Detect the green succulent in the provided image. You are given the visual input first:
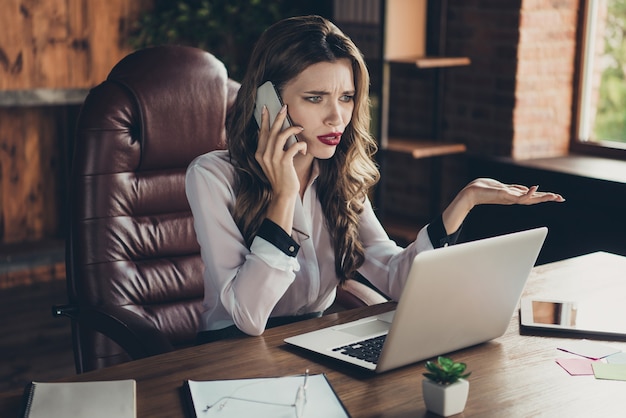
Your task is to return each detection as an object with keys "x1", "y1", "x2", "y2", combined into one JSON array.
[{"x1": 423, "y1": 356, "x2": 471, "y2": 385}]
